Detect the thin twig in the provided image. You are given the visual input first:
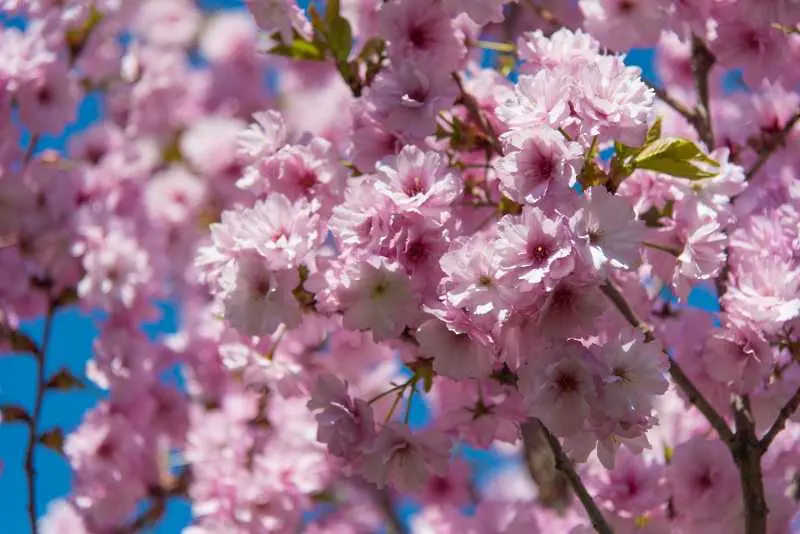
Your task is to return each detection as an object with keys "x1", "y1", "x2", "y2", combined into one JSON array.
[
  {"x1": 599, "y1": 280, "x2": 655, "y2": 343},
  {"x1": 746, "y1": 111, "x2": 800, "y2": 180},
  {"x1": 759, "y1": 386, "x2": 800, "y2": 453},
  {"x1": 537, "y1": 420, "x2": 613, "y2": 534},
  {"x1": 25, "y1": 303, "x2": 55, "y2": 534},
  {"x1": 451, "y1": 72, "x2": 503, "y2": 155},
  {"x1": 668, "y1": 357, "x2": 735, "y2": 446}
]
